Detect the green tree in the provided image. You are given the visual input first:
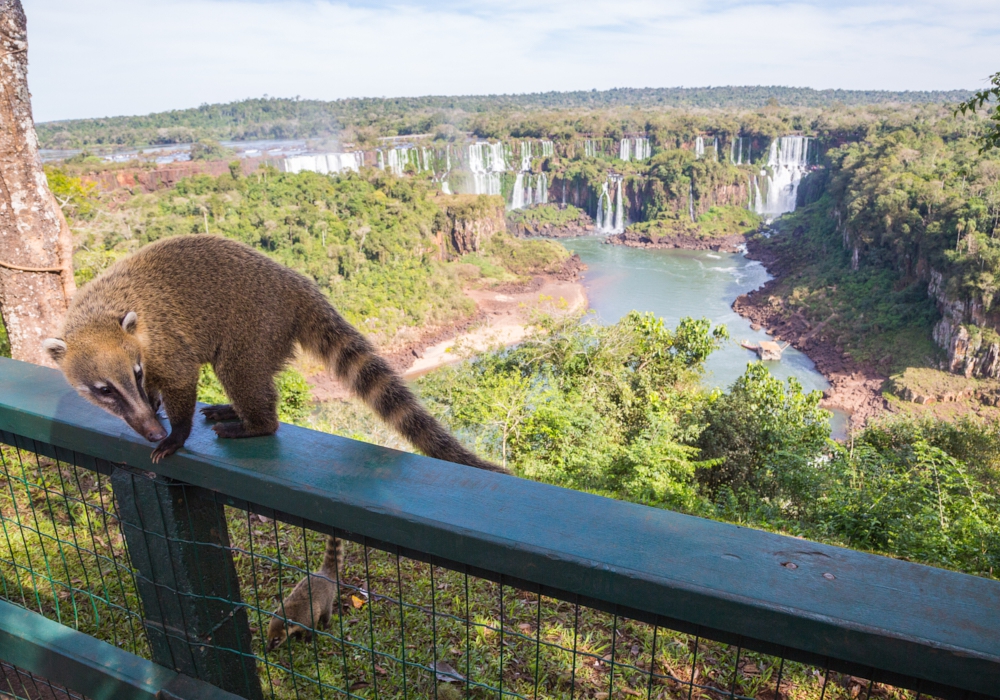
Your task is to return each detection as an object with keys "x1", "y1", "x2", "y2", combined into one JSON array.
[
  {"x1": 696, "y1": 362, "x2": 831, "y2": 521},
  {"x1": 955, "y1": 71, "x2": 1000, "y2": 152}
]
